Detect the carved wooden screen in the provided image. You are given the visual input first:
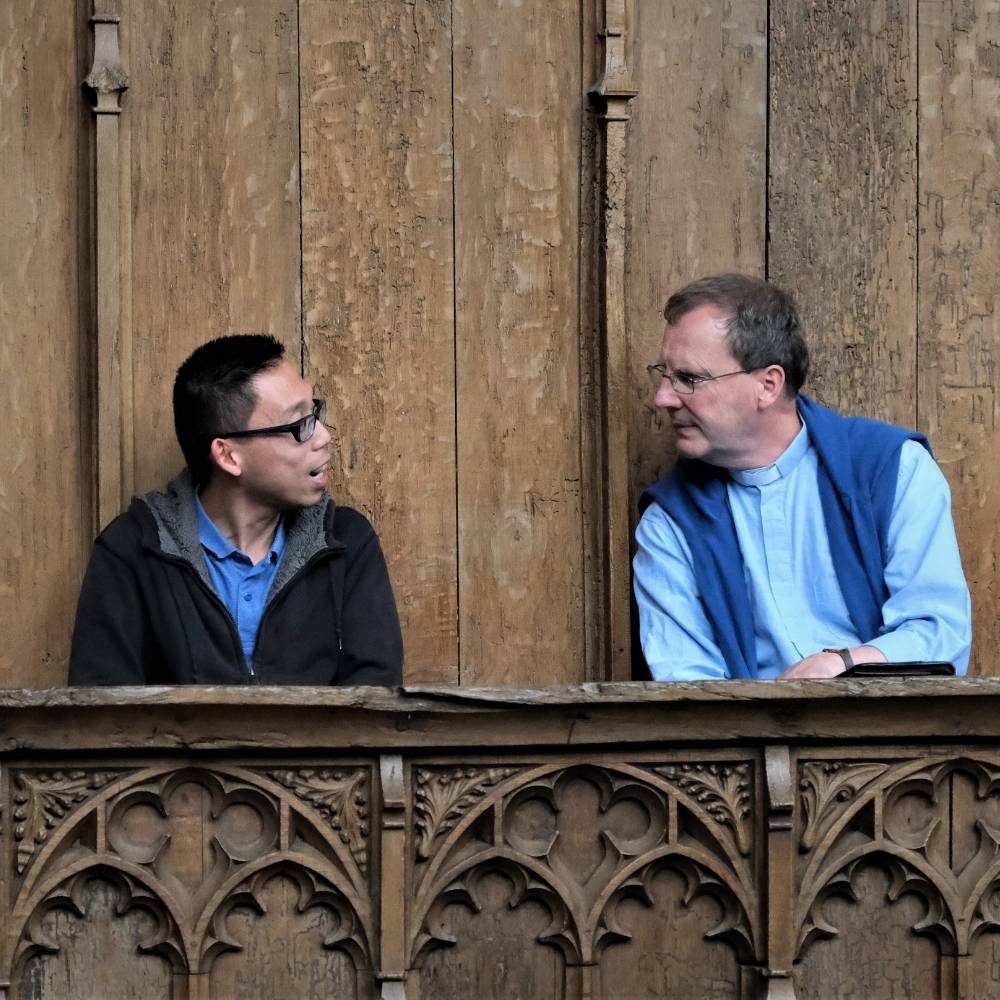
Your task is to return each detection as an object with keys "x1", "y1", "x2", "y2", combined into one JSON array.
[{"x1": 4, "y1": 684, "x2": 1000, "y2": 999}]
